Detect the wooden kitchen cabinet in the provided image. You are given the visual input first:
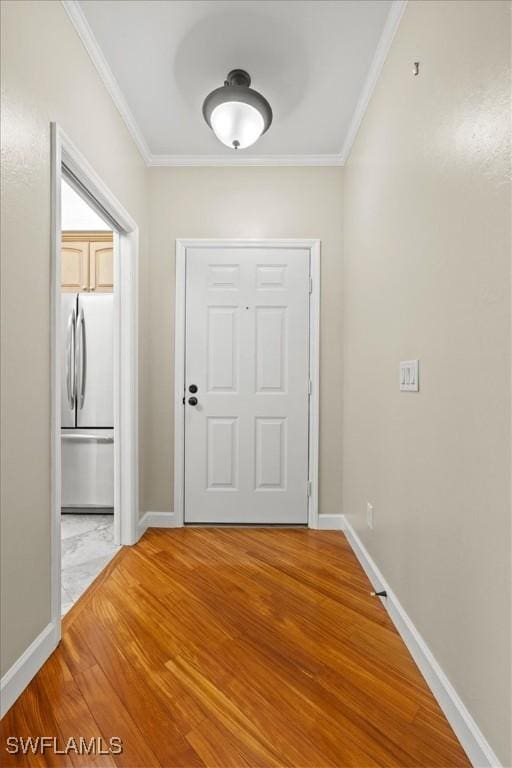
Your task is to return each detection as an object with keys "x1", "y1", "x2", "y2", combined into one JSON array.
[
  {"x1": 61, "y1": 241, "x2": 89, "y2": 292},
  {"x1": 61, "y1": 232, "x2": 113, "y2": 292},
  {"x1": 89, "y1": 241, "x2": 114, "y2": 292}
]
